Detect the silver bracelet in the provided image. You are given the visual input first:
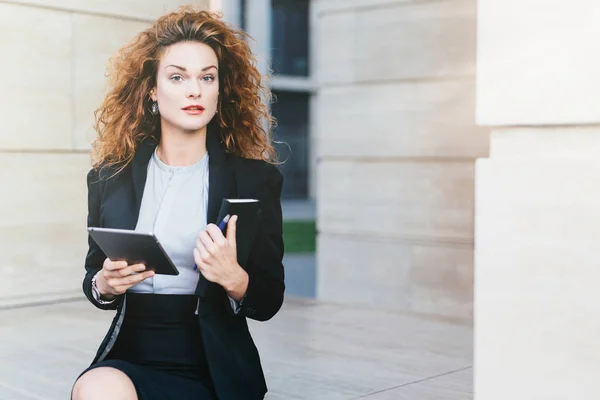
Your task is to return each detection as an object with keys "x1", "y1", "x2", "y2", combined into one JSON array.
[{"x1": 91, "y1": 273, "x2": 116, "y2": 305}]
